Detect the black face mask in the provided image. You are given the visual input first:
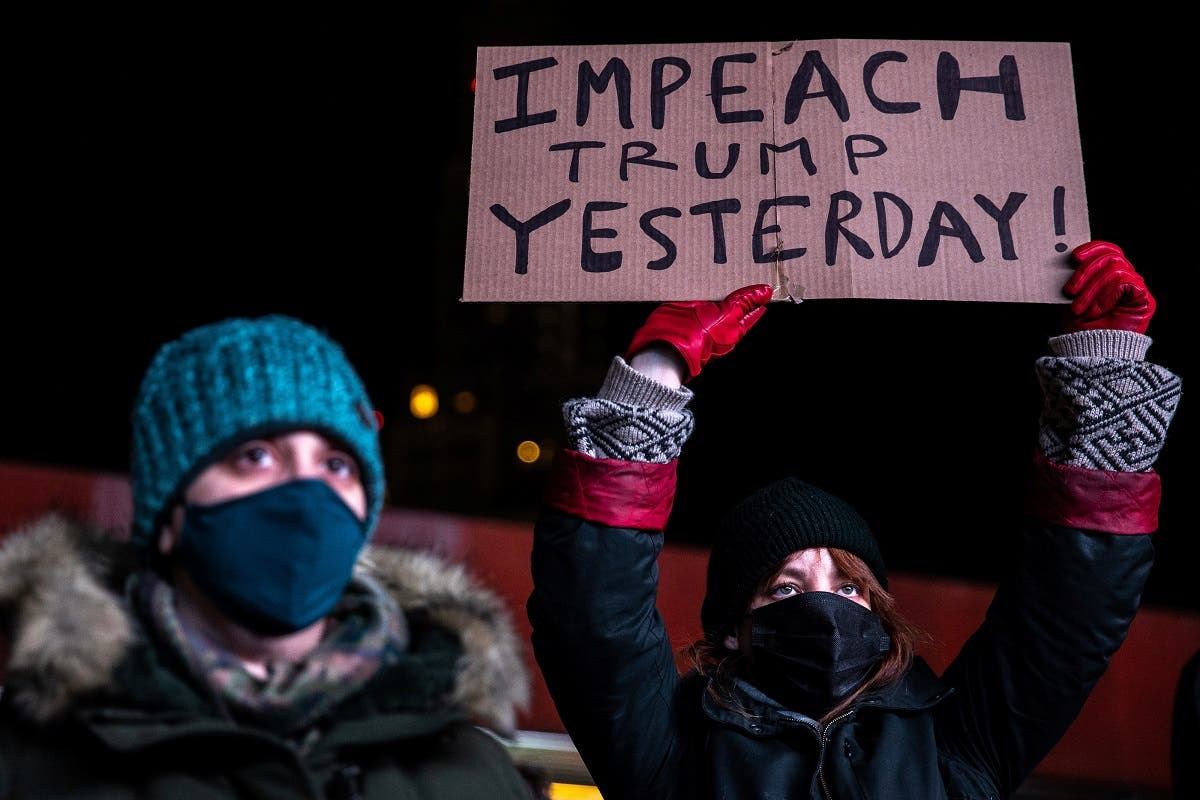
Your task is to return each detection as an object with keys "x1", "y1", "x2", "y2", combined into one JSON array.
[{"x1": 747, "y1": 591, "x2": 891, "y2": 716}]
